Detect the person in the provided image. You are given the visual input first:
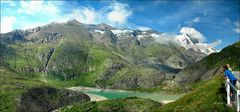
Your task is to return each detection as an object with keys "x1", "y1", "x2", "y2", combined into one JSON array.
[
  {"x1": 226, "y1": 64, "x2": 232, "y2": 71},
  {"x1": 223, "y1": 65, "x2": 237, "y2": 100}
]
